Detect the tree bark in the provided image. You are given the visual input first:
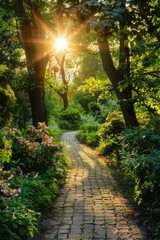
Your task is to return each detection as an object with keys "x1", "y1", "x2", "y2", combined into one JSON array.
[
  {"x1": 54, "y1": 53, "x2": 69, "y2": 110},
  {"x1": 28, "y1": 87, "x2": 47, "y2": 126},
  {"x1": 61, "y1": 88, "x2": 68, "y2": 110},
  {"x1": 98, "y1": 38, "x2": 139, "y2": 127},
  {"x1": 13, "y1": 0, "x2": 50, "y2": 126}
]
